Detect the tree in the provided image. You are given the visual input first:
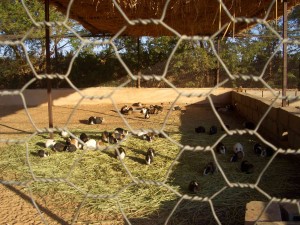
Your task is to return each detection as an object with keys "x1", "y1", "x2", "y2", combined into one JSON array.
[{"x1": 0, "y1": 0, "x2": 83, "y2": 88}]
